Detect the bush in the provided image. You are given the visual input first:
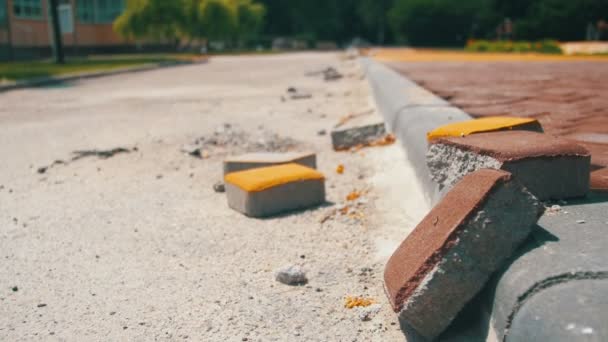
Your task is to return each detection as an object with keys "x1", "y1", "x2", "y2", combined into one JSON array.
[{"x1": 466, "y1": 40, "x2": 562, "y2": 54}]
